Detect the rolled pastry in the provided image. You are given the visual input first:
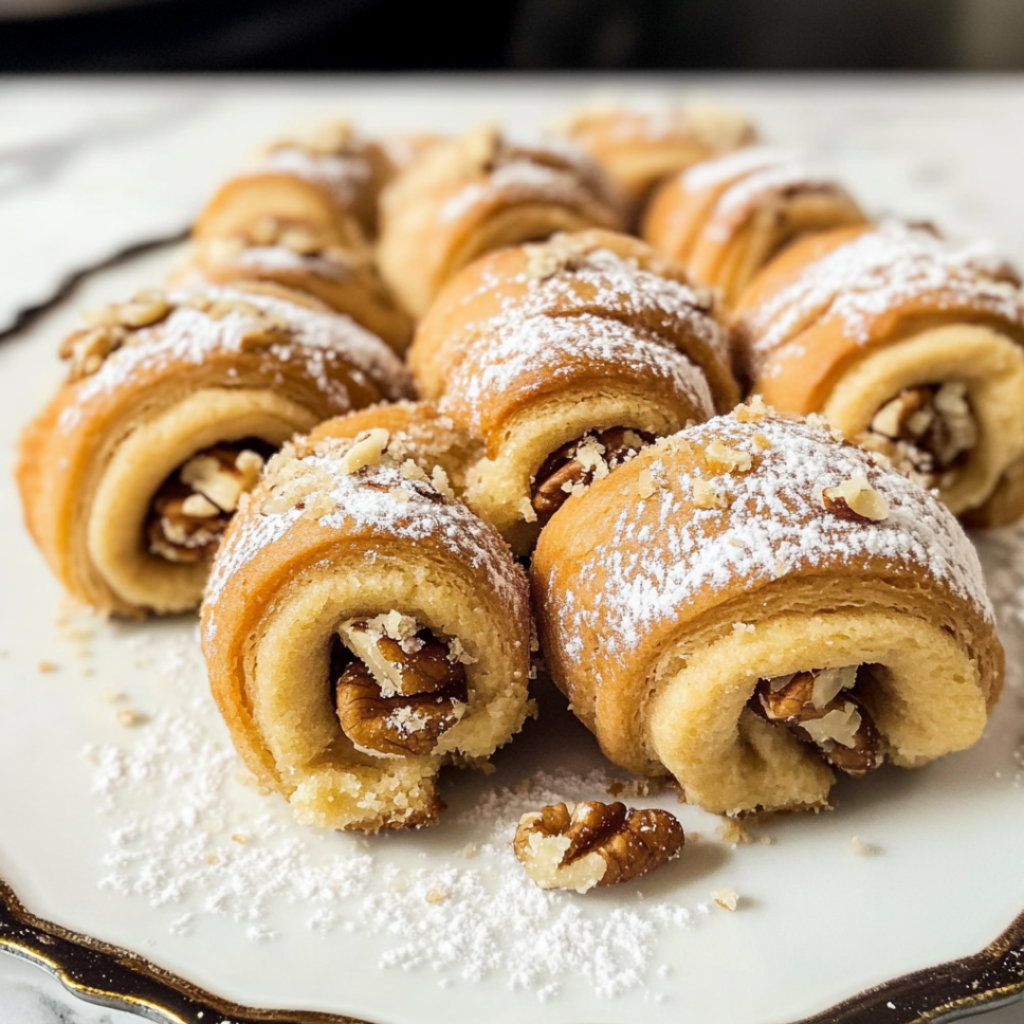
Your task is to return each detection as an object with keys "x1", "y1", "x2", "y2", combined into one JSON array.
[
  {"x1": 733, "y1": 221, "x2": 1024, "y2": 523},
  {"x1": 376, "y1": 124, "x2": 626, "y2": 318},
  {"x1": 170, "y1": 226, "x2": 413, "y2": 353},
  {"x1": 411, "y1": 231, "x2": 736, "y2": 552},
  {"x1": 194, "y1": 119, "x2": 391, "y2": 249},
  {"x1": 201, "y1": 424, "x2": 531, "y2": 832},
  {"x1": 532, "y1": 401, "x2": 1003, "y2": 815},
  {"x1": 551, "y1": 101, "x2": 757, "y2": 214},
  {"x1": 642, "y1": 147, "x2": 866, "y2": 306},
  {"x1": 17, "y1": 286, "x2": 412, "y2": 616}
]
